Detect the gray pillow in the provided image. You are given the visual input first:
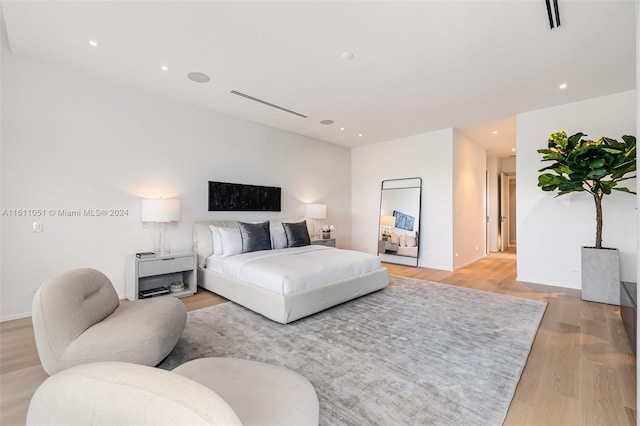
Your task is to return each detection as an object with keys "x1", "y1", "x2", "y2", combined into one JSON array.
[
  {"x1": 238, "y1": 221, "x2": 272, "y2": 253},
  {"x1": 282, "y1": 221, "x2": 311, "y2": 247}
]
